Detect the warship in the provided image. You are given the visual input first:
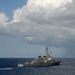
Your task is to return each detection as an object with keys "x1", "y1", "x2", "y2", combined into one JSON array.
[{"x1": 18, "y1": 48, "x2": 61, "y2": 67}]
